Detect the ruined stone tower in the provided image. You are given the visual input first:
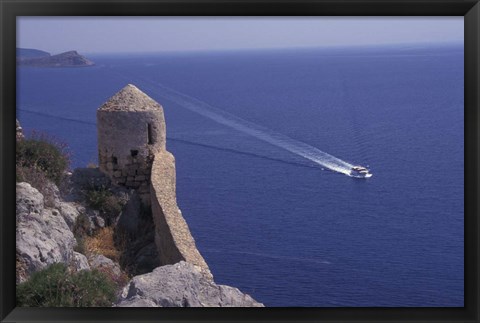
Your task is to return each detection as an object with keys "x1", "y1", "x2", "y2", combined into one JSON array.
[
  {"x1": 97, "y1": 84, "x2": 165, "y2": 205},
  {"x1": 97, "y1": 84, "x2": 212, "y2": 280}
]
